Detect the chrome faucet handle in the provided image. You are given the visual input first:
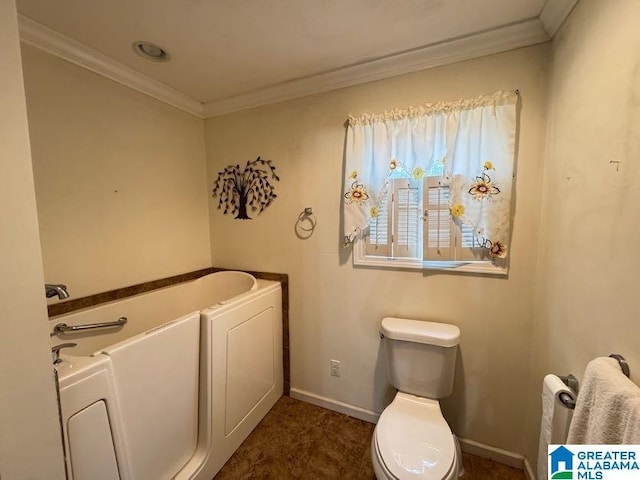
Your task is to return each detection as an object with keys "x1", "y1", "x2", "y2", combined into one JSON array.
[
  {"x1": 51, "y1": 342, "x2": 77, "y2": 364},
  {"x1": 45, "y1": 284, "x2": 70, "y2": 299}
]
